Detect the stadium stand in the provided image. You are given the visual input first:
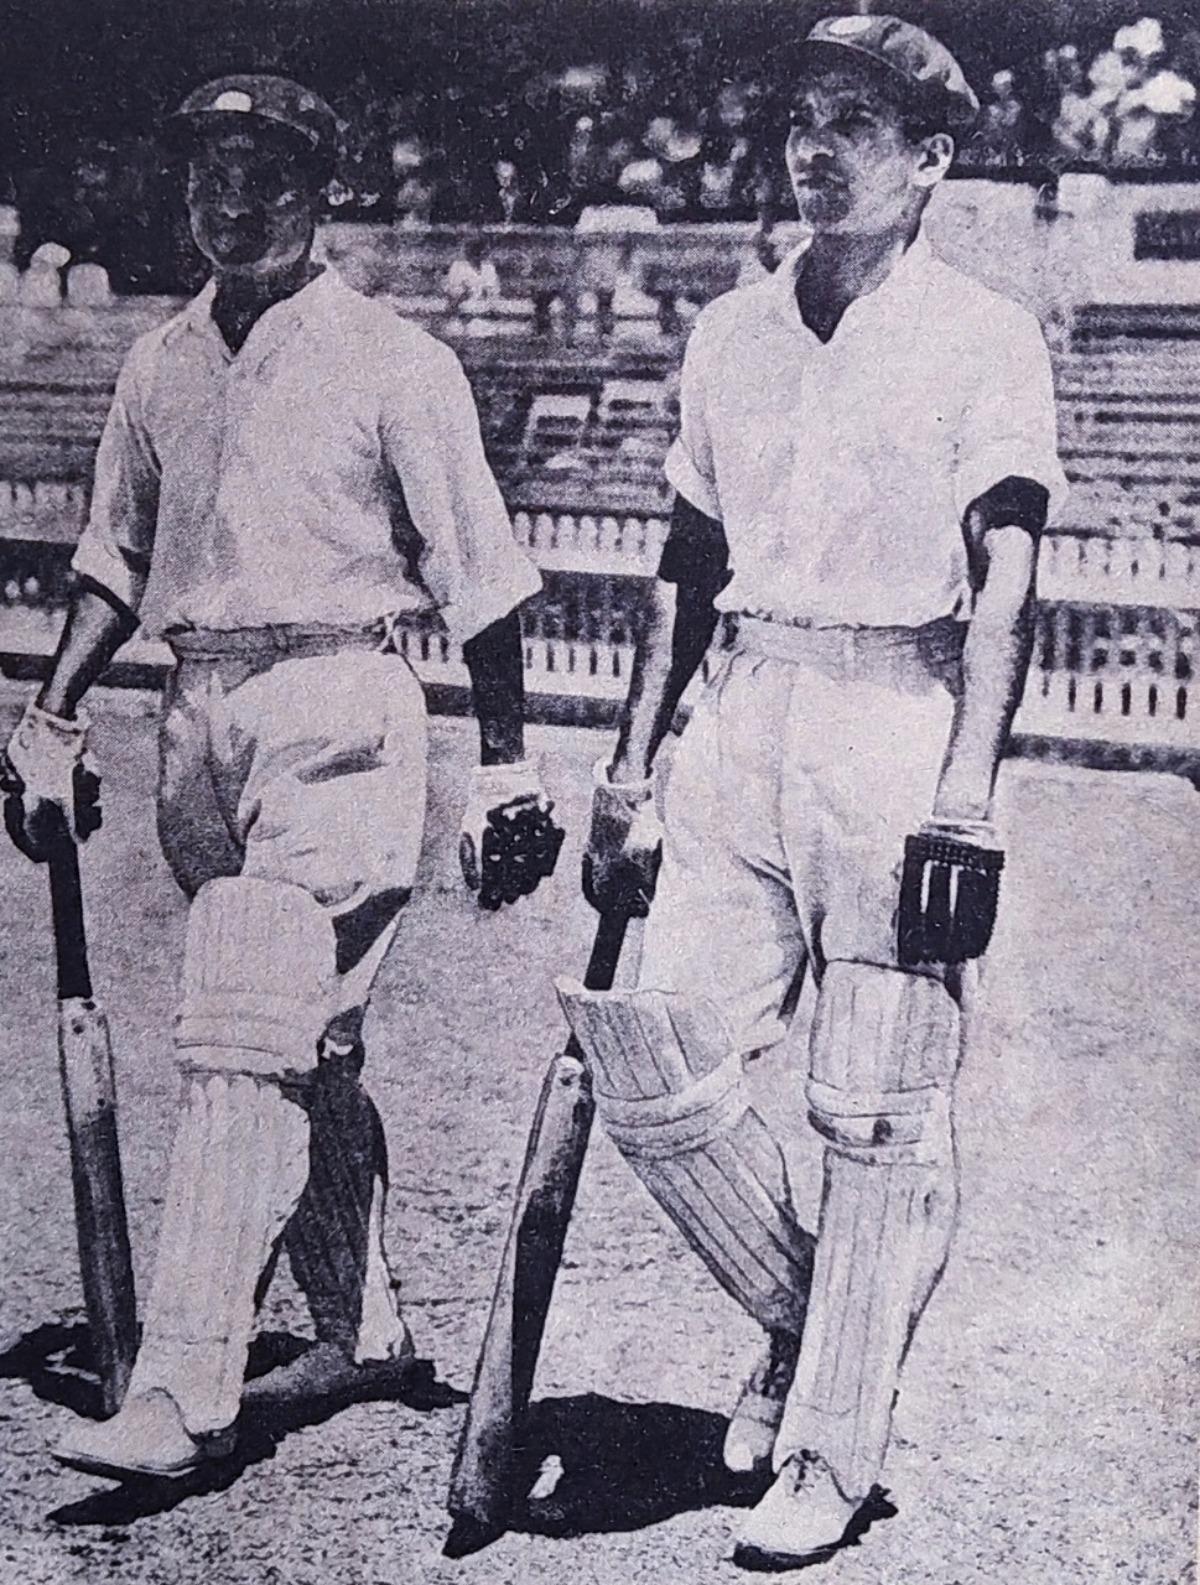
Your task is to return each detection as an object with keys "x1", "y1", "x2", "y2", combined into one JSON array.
[{"x1": 1, "y1": 224, "x2": 1198, "y2": 779}]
